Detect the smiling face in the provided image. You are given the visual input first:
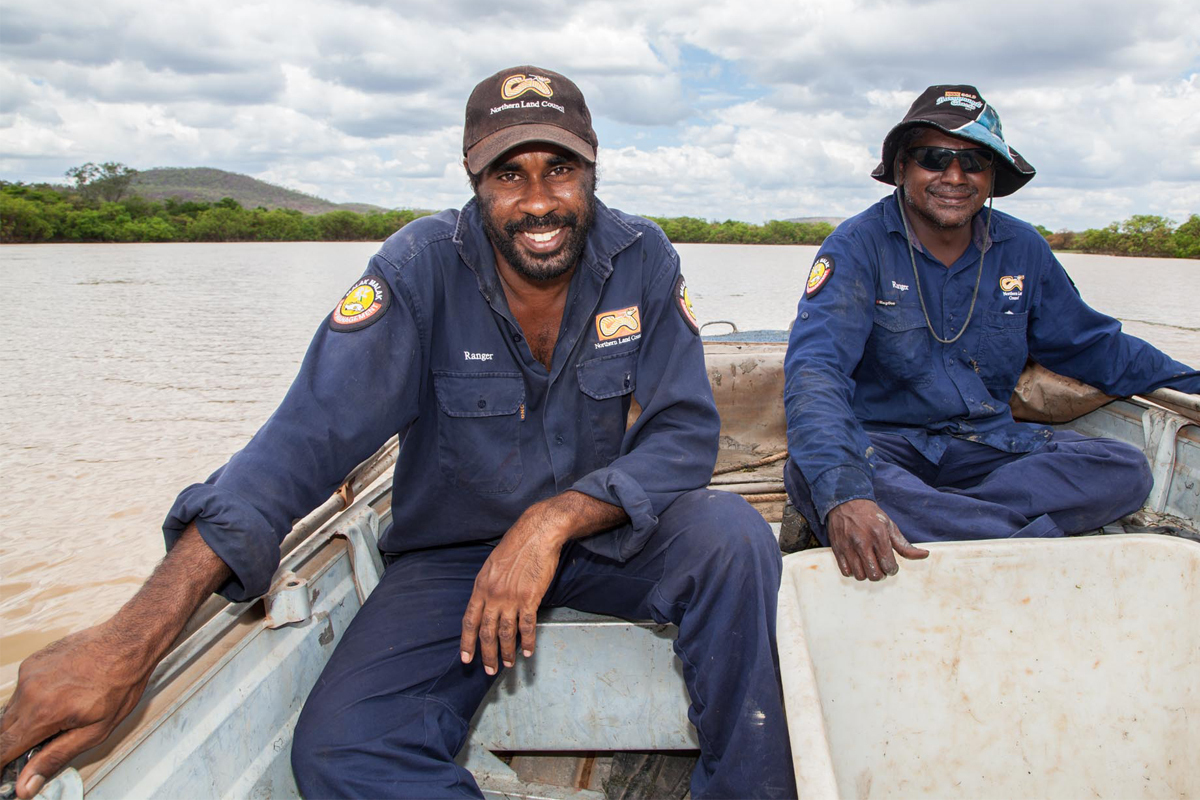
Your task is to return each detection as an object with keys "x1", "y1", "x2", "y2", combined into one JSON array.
[
  {"x1": 897, "y1": 127, "x2": 994, "y2": 232},
  {"x1": 473, "y1": 142, "x2": 596, "y2": 282}
]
